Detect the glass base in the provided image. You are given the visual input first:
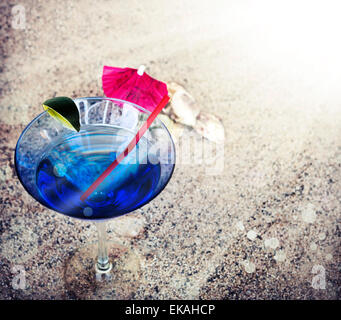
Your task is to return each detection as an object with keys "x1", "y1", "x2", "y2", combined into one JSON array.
[{"x1": 64, "y1": 241, "x2": 141, "y2": 299}]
